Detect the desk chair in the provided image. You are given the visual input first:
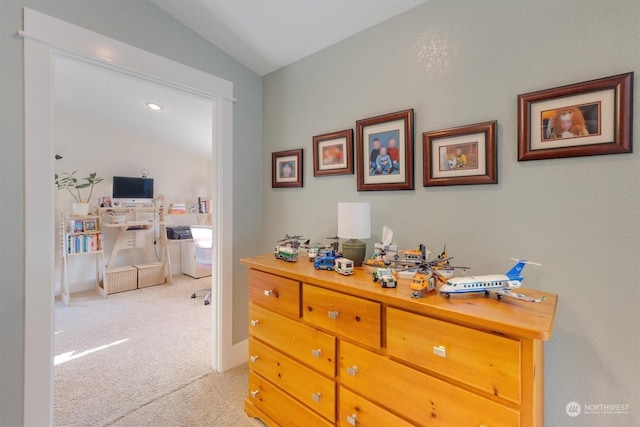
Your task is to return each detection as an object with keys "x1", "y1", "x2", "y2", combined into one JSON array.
[{"x1": 189, "y1": 225, "x2": 212, "y2": 305}]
